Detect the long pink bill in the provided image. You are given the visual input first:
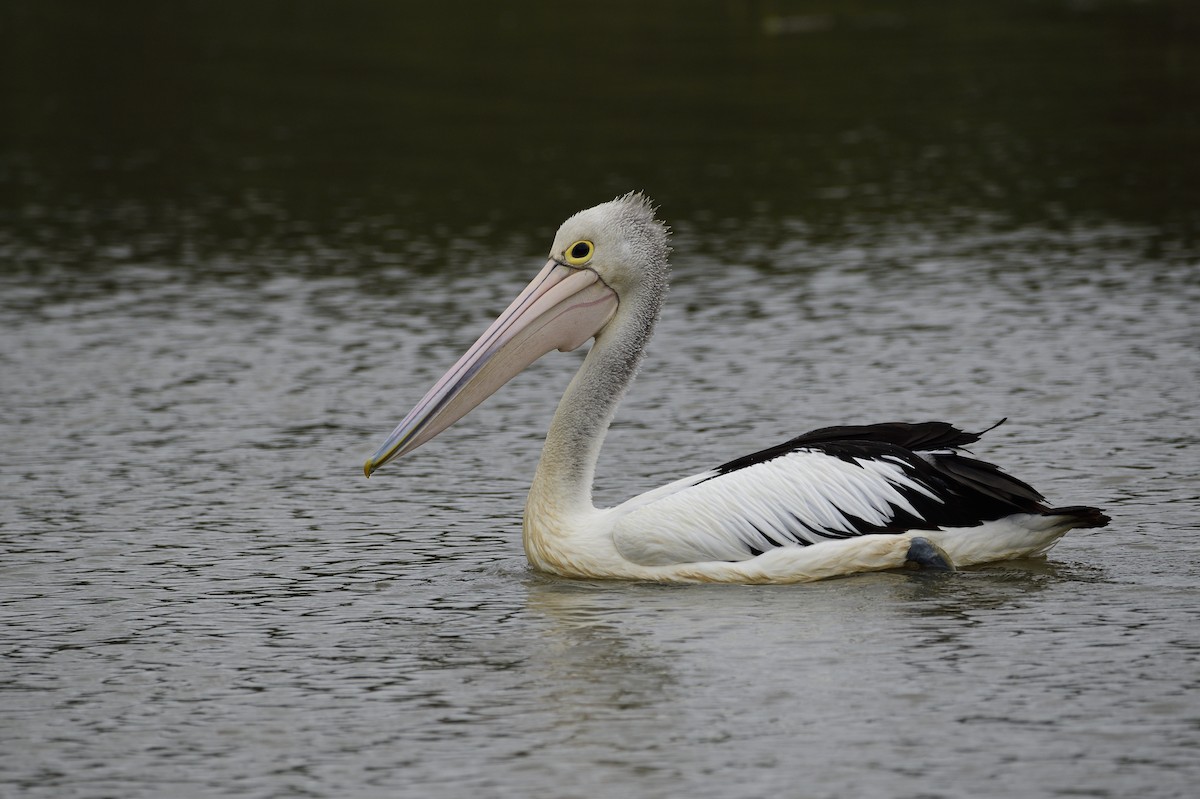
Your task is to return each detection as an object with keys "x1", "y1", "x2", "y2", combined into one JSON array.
[{"x1": 364, "y1": 260, "x2": 618, "y2": 477}]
